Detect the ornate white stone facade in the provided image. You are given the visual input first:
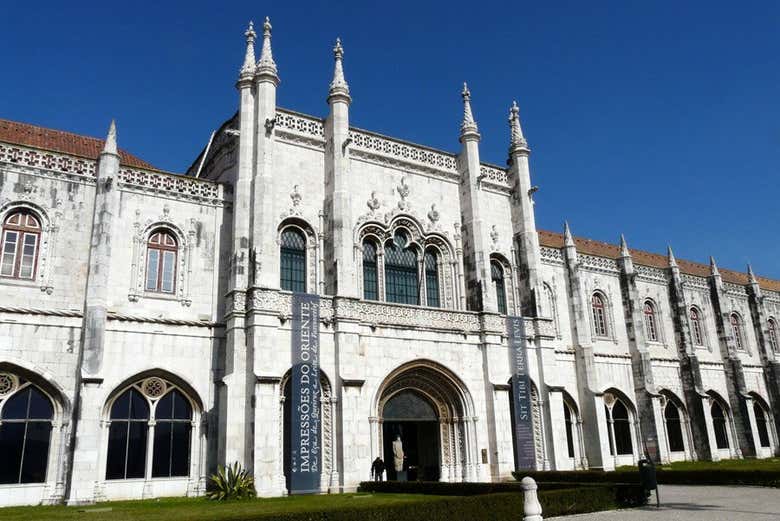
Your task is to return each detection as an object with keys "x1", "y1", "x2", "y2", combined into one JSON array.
[{"x1": 1, "y1": 18, "x2": 780, "y2": 507}]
